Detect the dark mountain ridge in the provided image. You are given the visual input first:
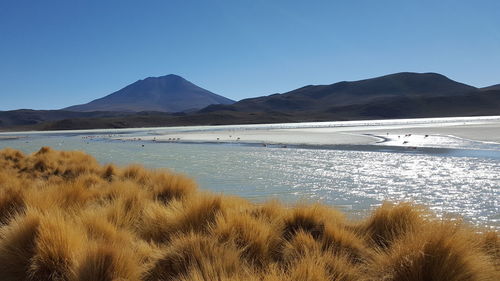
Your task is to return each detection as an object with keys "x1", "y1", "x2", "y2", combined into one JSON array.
[
  {"x1": 64, "y1": 74, "x2": 234, "y2": 112},
  {"x1": 0, "y1": 110, "x2": 131, "y2": 129},
  {"x1": 2, "y1": 72, "x2": 499, "y2": 131},
  {"x1": 203, "y1": 72, "x2": 478, "y2": 113},
  {"x1": 481, "y1": 84, "x2": 500, "y2": 91},
  {"x1": 35, "y1": 89, "x2": 500, "y2": 131}
]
